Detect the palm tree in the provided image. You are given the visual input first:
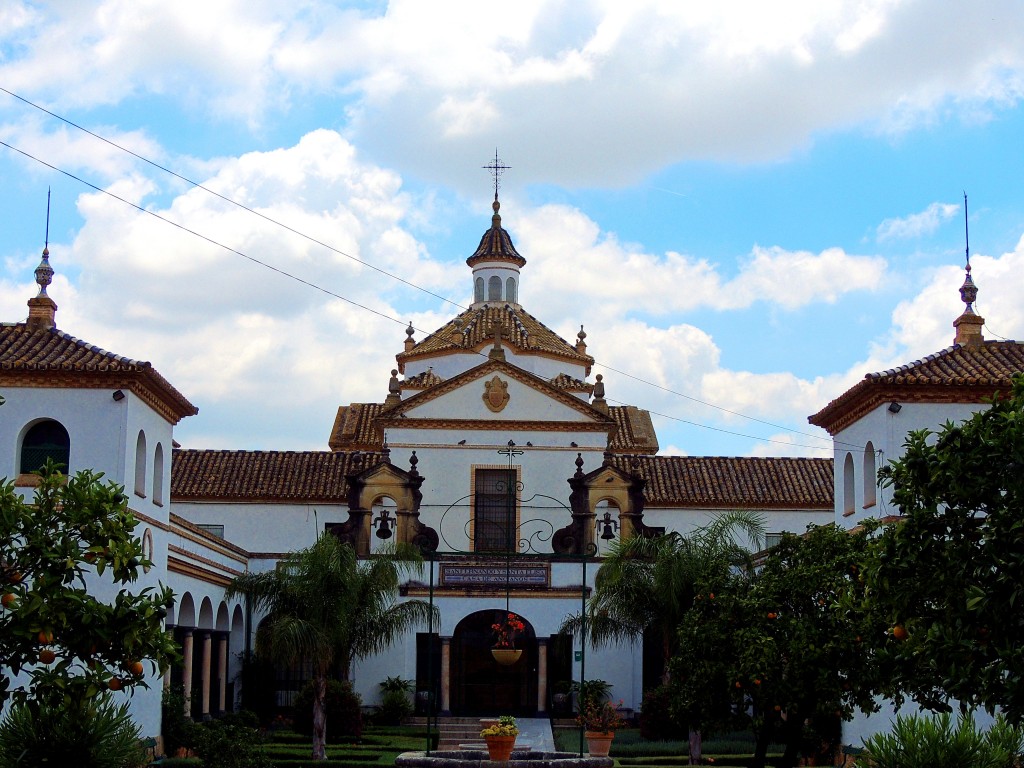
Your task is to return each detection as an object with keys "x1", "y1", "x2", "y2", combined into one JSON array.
[
  {"x1": 561, "y1": 510, "x2": 764, "y2": 765},
  {"x1": 227, "y1": 533, "x2": 437, "y2": 761}
]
